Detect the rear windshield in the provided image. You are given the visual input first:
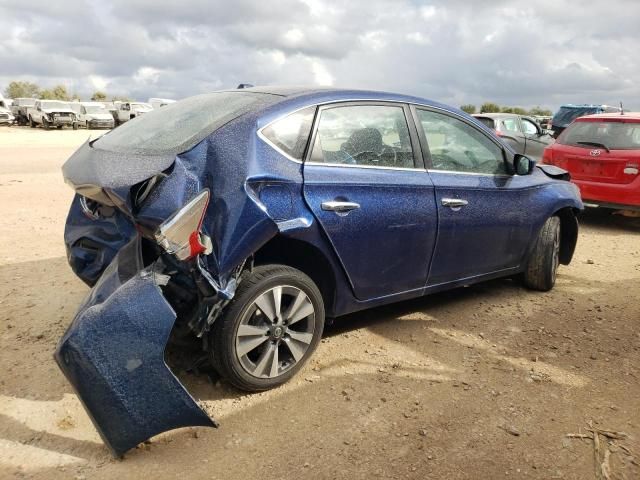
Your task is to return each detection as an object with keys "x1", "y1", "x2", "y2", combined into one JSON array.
[
  {"x1": 552, "y1": 106, "x2": 601, "y2": 128},
  {"x1": 474, "y1": 117, "x2": 495, "y2": 129},
  {"x1": 559, "y1": 120, "x2": 640, "y2": 150},
  {"x1": 94, "y1": 92, "x2": 279, "y2": 155}
]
